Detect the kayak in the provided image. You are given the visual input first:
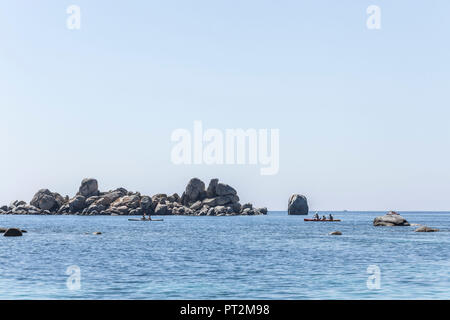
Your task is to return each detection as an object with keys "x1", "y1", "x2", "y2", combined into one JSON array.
[
  {"x1": 128, "y1": 218, "x2": 164, "y2": 222},
  {"x1": 304, "y1": 219, "x2": 341, "y2": 222}
]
